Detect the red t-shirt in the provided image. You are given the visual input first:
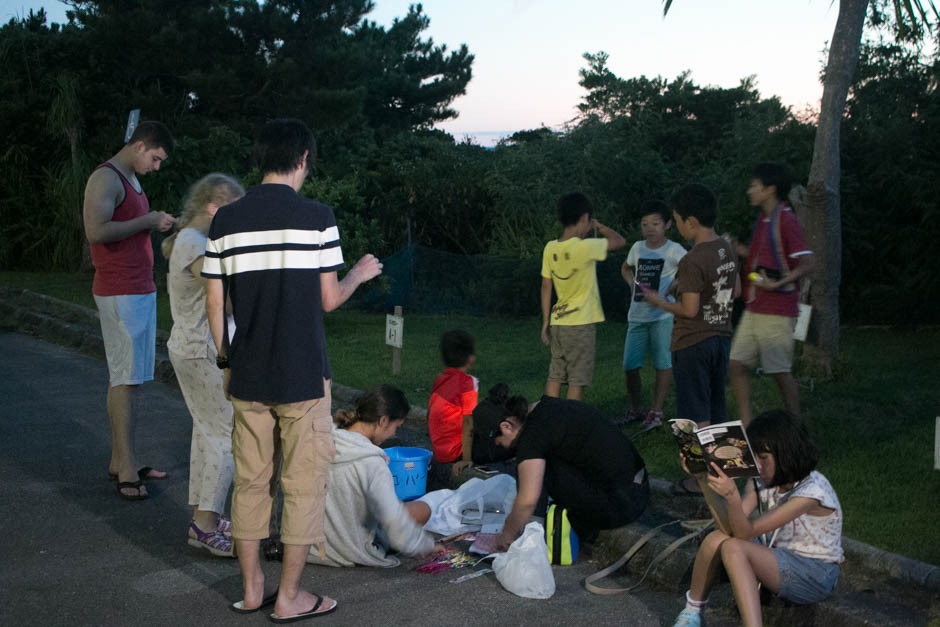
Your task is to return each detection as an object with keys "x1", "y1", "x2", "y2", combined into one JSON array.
[
  {"x1": 90, "y1": 163, "x2": 156, "y2": 296},
  {"x1": 744, "y1": 207, "x2": 810, "y2": 317},
  {"x1": 428, "y1": 368, "x2": 479, "y2": 462}
]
